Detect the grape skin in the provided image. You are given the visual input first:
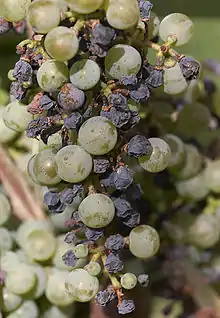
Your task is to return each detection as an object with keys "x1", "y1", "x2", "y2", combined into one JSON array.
[
  {"x1": 66, "y1": 269, "x2": 99, "y2": 302},
  {"x1": 159, "y1": 13, "x2": 193, "y2": 46},
  {"x1": 163, "y1": 62, "x2": 188, "y2": 95},
  {"x1": 78, "y1": 116, "x2": 118, "y2": 155},
  {"x1": 45, "y1": 27, "x2": 79, "y2": 62},
  {"x1": 78, "y1": 194, "x2": 115, "y2": 228},
  {"x1": 24, "y1": 229, "x2": 57, "y2": 262},
  {"x1": 1, "y1": 0, "x2": 31, "y2": 22},
  {"x1": 55, "y1": 145, "x2": 93, "y2": 183},
  {"x1": 163, "y1": 134, "x2": 185, "y2": 167},
  {"x1": 121, "y1": 273, "x2": 137, "y2": 290},
  {"x1": 106, "y1": 0, "x2": 139, "y2": 30},
  {"x1": 188, "y1": 214, "x2": 220, "y2": 249},
  {"x1": 46, "y1": 270, "x2": 74, "y2": 306},
  {"x1": 6, "y1": 300, "x2": 39, "y2": 318},
  {"x1": 27, "y1": 0, "x2": 61, "y2": 34},
  {"x1": 5, "y1": 264, "x2": 36, "y2": 295},
  {"x1": 139, "y1": 138, "x2": 171, "y2": 173},
  {"x1": 0, "y1": 109, "x2": 18, "y2": 144},
  {"x1": 3, "y1": 101, "x2": 33, "y2": 132},
  {"x1": 105, "y1": 44, "x2": 142, "y2": 80},
  {"x1": 0, "y1": 287, "x2": 22, "y2": 312},
  {"x1": 129, "y1": 225, "x2": 160, "y2": 259},
  {"x1": 32, "y1": 147, "x2": 61, "y2": 186},
  {"x1": 37, "y1": 60, "x2": 69, "y2": 93},
  {"x1": 70, "y1": 59, "x2": 101, "y2": 90}
]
